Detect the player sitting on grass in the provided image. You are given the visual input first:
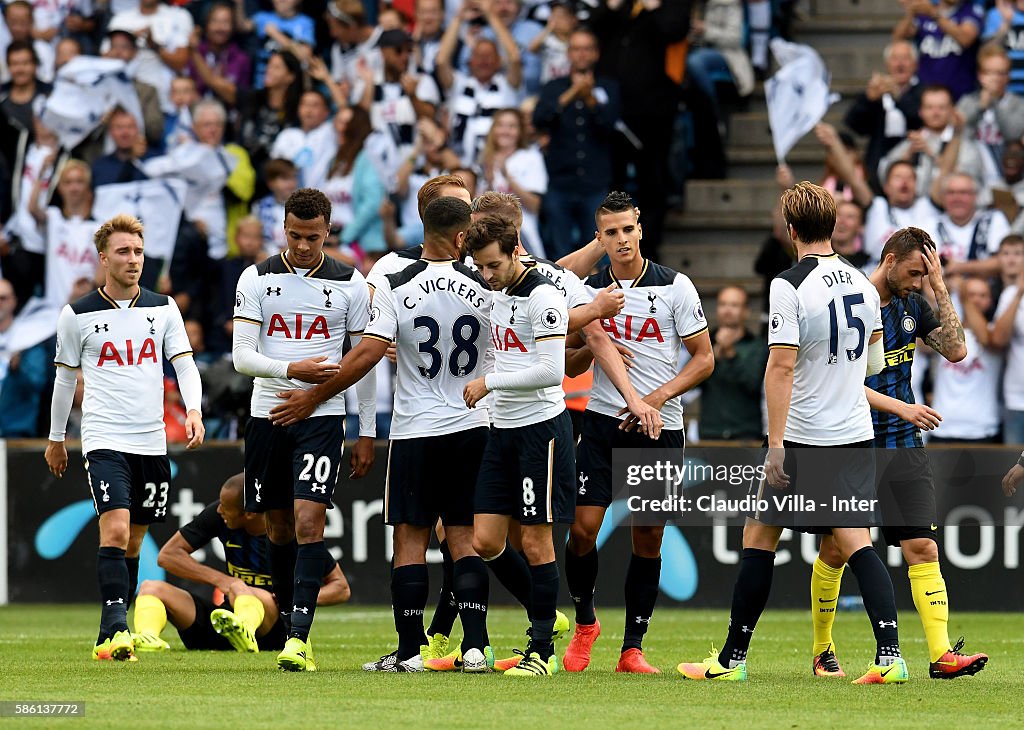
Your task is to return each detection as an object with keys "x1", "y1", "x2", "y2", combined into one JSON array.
[{"x1": 132, "y1": 474, "x2": 349, "y2": 653}]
